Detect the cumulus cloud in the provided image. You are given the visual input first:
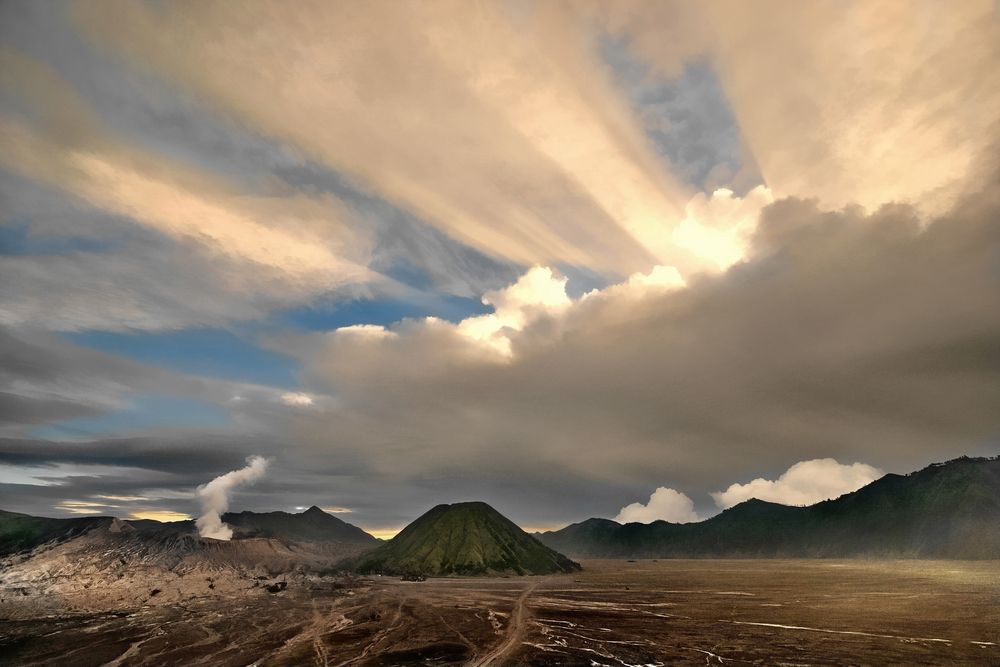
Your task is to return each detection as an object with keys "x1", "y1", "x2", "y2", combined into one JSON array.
[
  {"x1": 457, "y1": 267, "x2": 572, "y2": 356},
  {"x1": 11, "y1": 181, "x2": 996, "y2": 529},
  {"x1": 195, "y1": 455, "x2": 270, "y2": 540},
  {"x1": 615, "y1": 487, "x2": 700, "y2": 524},
  {"x1": 711, "y1": 459, "x2": 884, "y2": 509},
  {"x1": 278, "y1": 182, "x2": 1000, "y2": 505},
  {"x1": 672, "y1": 186, "x2": 773, "y2": 270}
]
